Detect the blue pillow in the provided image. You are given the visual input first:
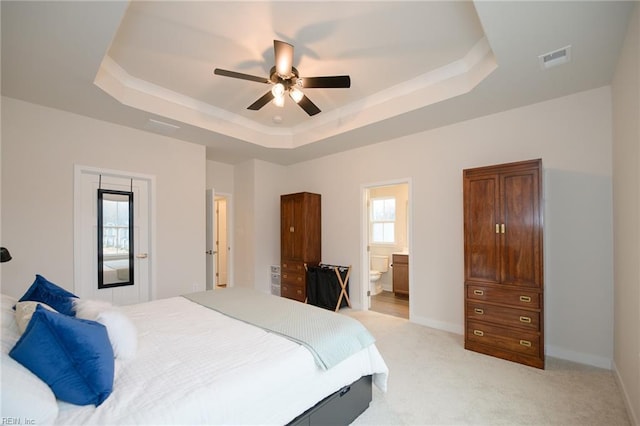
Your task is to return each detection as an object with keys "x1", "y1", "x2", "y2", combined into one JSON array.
[
  {"x1": 9, "y1": 305, "x2": 114, "y2": 406},
  {"x1": 18, "y1": 275, "x2": 78, "y2": 316}
]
